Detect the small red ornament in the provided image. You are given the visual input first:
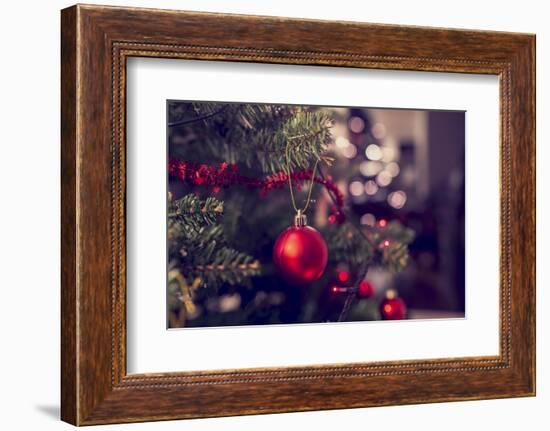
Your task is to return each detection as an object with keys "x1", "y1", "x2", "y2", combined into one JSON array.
[
  {"x1": 358, "y1": 280, "x2": 374, "y2": 298},
  {"x1": 273, "y1": 212, "x2": 328, "y2": 286},
  {"x1": 380, "y1": 289, "x2": 406, "y2": 320}
]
